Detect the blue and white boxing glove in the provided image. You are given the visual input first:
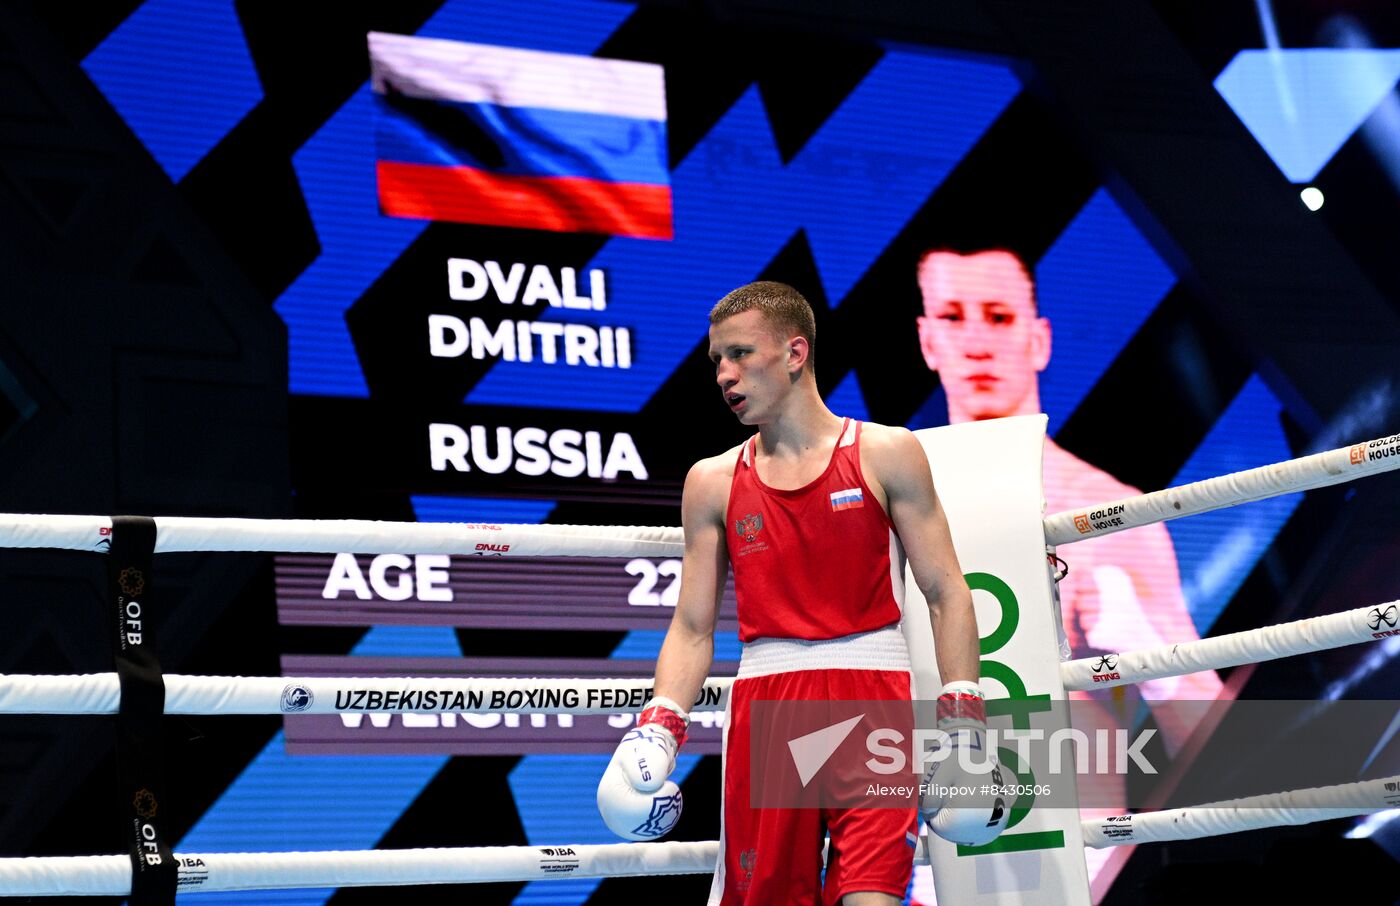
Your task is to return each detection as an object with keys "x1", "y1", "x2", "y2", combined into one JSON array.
[
  {"x1": 919, "y1": 681, "x2": 1010, "y2": 847},
  {"x1": 596, "y1": 696, "x2": 688, "y2": 840}
]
